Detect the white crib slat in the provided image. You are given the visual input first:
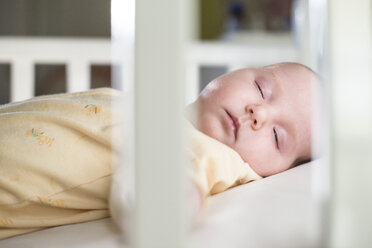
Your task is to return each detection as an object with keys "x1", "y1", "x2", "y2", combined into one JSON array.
[
  {"x1": 134, "y1": 0, "x2": 186, "y2": 247},
  {"x1": 11, "y1": 59, "x2": 34, "y2": 102},
  {"x1": 67, "y1": 61, "x2": 90, "y2": 93},
  {"x1": 185, "y1": 63, "x2": 200, "y2": 105},
  {"x1": 227, "y1": 63, "x2": 247, "y2": 72},
  {"x1": 329, "y1": 0, "x2": 372, "y2": 247}
]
